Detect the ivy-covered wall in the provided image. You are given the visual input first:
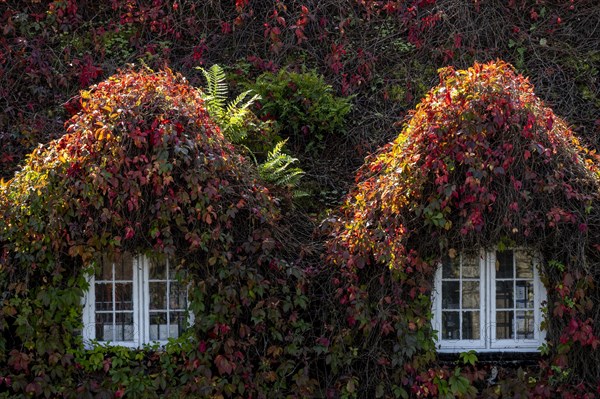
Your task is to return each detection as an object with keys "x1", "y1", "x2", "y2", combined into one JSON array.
[
  {"x1": 1, "y1": 61, "x2": 599, "y2": 397},
  {"x1": 2, "y1": 0, "x2": 599, "y2": 203},
  {"x1": 0, "y1": 68, "x2": 320, "y2": 398},
  {"x1": 325, "y1": 61, "x2": 600, "y2": 397}
]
